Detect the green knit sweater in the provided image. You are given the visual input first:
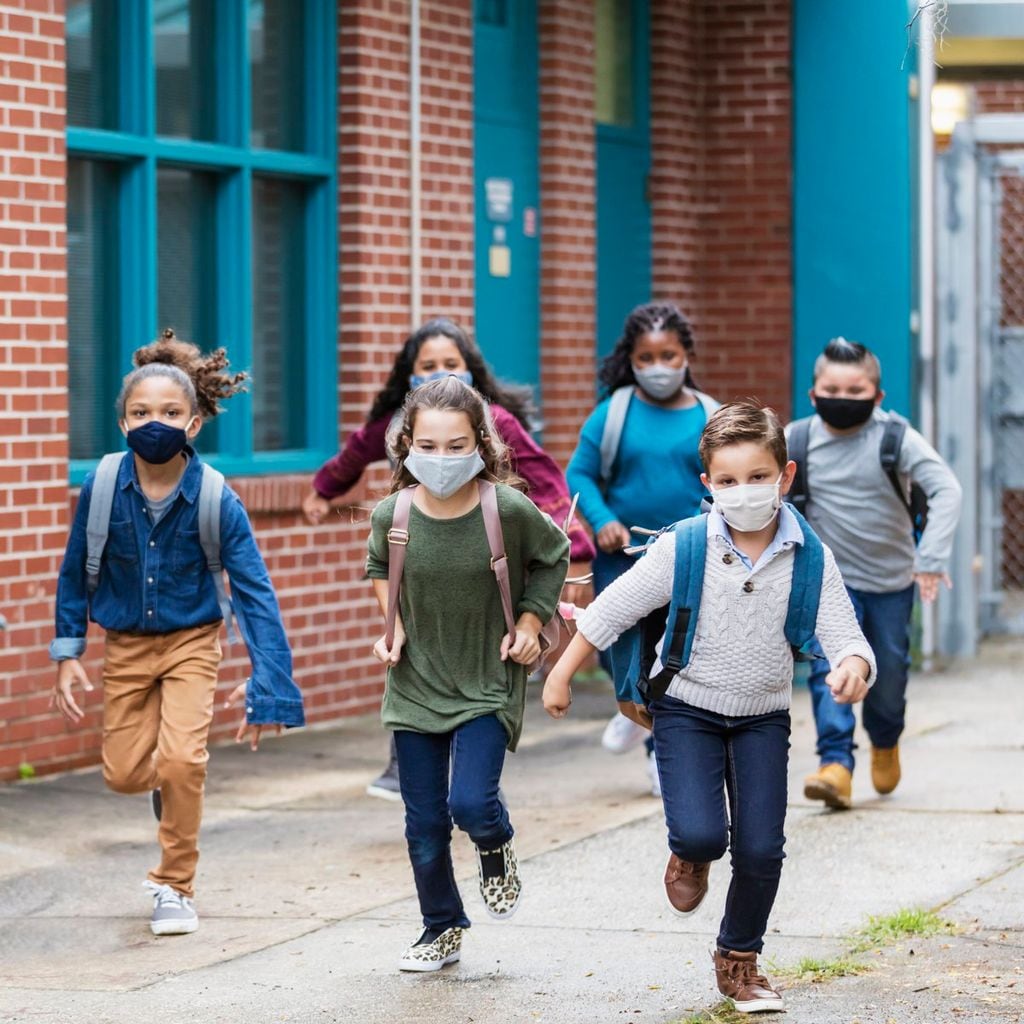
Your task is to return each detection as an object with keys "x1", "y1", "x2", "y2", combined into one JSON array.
[{"x1": 366, "y1": 484, "x2": 570, "y2": 750}]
